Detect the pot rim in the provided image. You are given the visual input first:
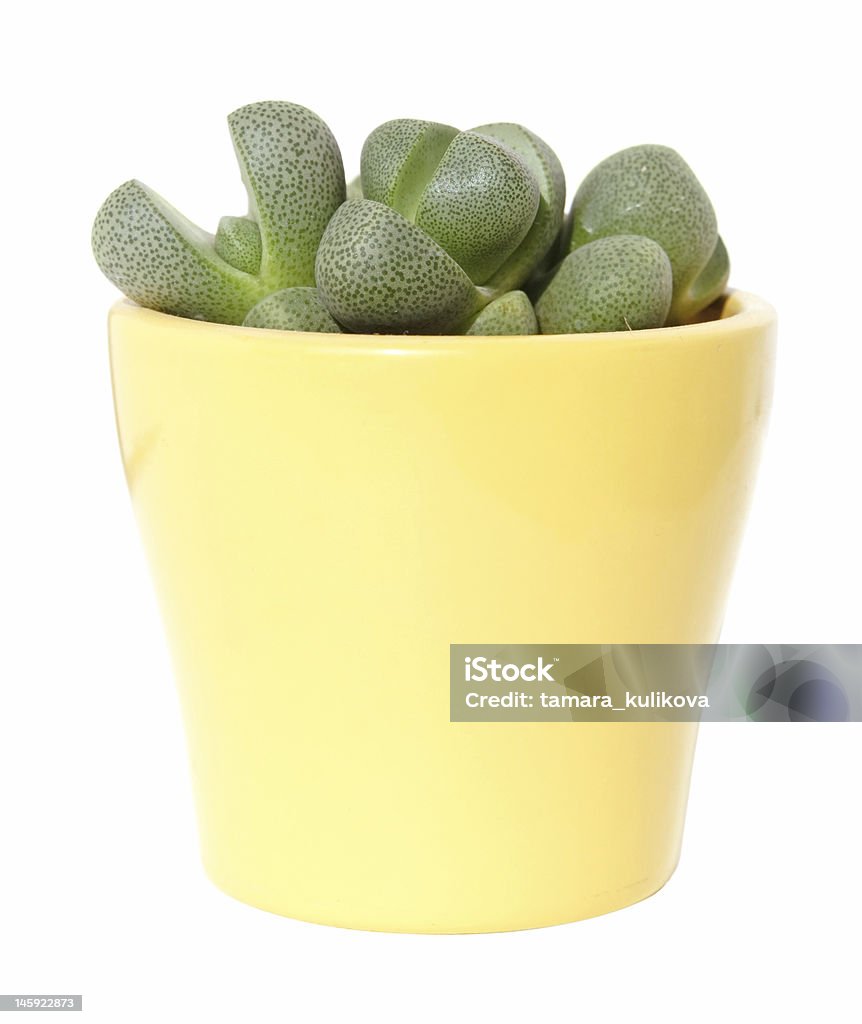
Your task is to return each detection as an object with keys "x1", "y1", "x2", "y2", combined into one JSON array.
[{"x1": 108, "y1": 289, "x2": 775, "y2": 352}]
